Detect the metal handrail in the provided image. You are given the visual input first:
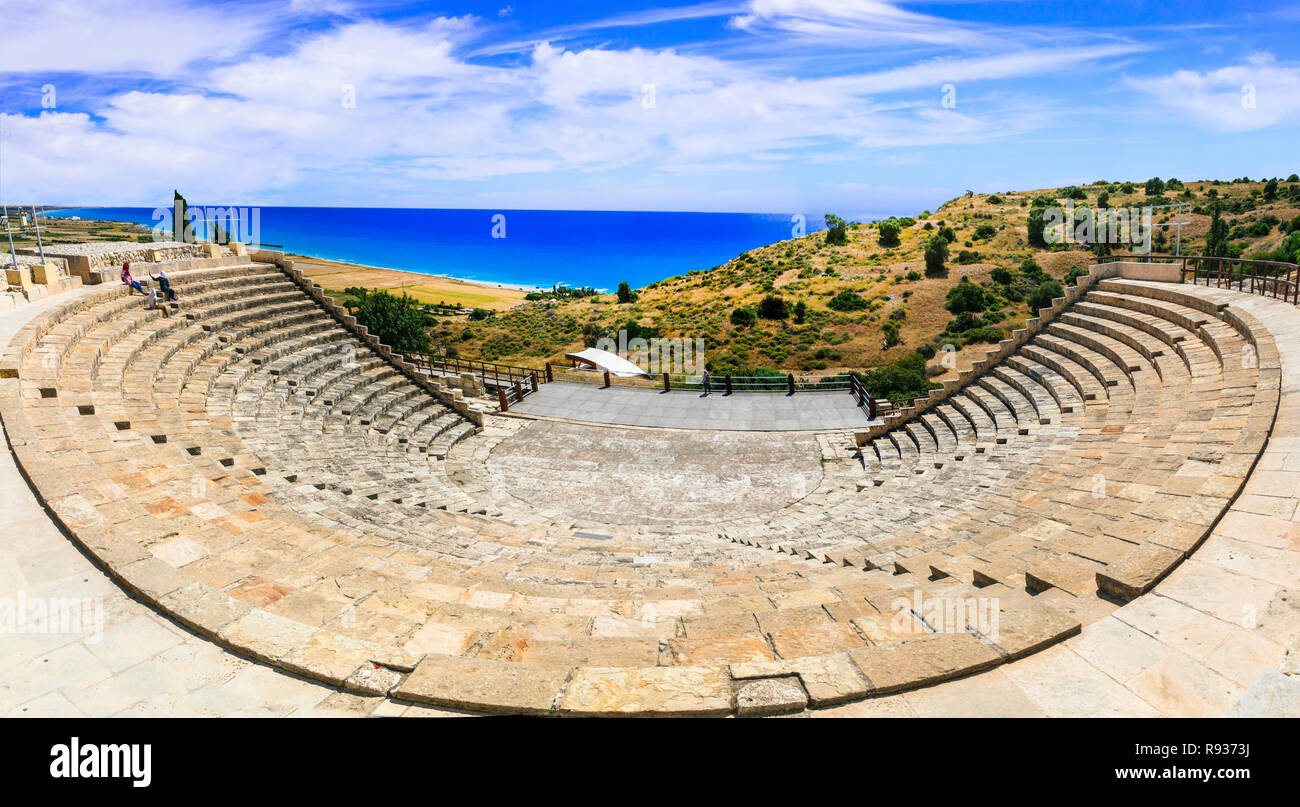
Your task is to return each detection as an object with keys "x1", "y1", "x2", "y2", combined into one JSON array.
[
  {"x1": 409, "y1": 352, "x2": 540, "y2": 390},
  {"x1": 496, "y1": 374, "x2": 538, "y2": 411},
  {"x1": 547, "y1": 369, "x2": 858, "y2": 393},
  {"x1": 1111, "y1": 254, "x2": 1300, "y2": 303}
]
